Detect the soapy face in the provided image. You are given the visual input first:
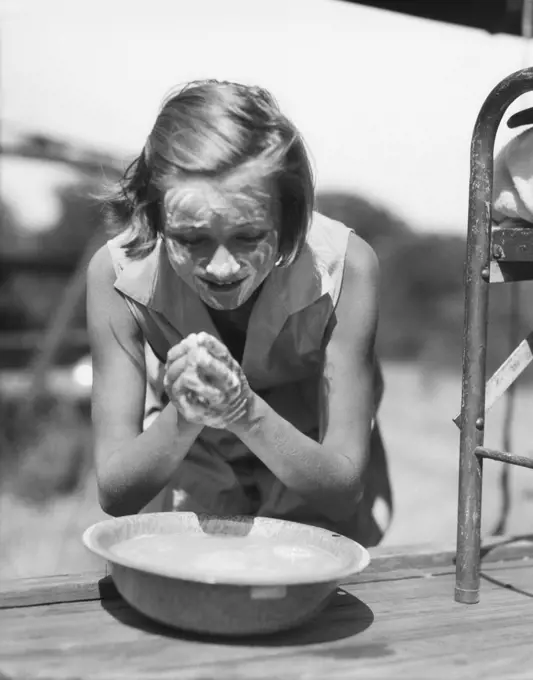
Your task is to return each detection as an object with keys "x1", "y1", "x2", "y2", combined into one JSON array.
[{"x1": 163, "y1": 179, "x2": 279, "y2": 310}]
